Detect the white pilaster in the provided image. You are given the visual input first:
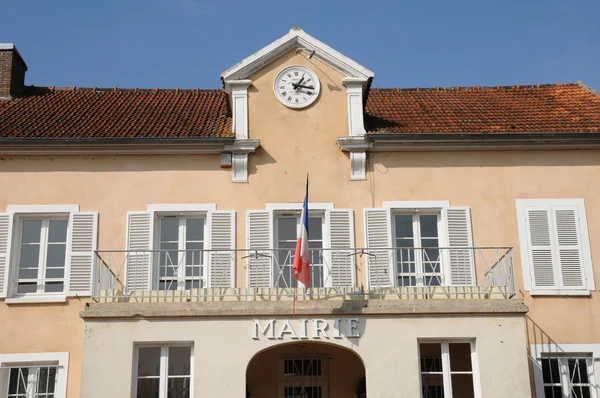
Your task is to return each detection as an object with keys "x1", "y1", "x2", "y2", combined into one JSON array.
[
  {"x1": 226, "y1": 79, "x2": 252, "y2": 139},
  {"x1": 342, "y1": 77, "x2": 368, "y2": 137},
  {"x1": 350, "y1": 151, "x2": 367, "y2": 181}
]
